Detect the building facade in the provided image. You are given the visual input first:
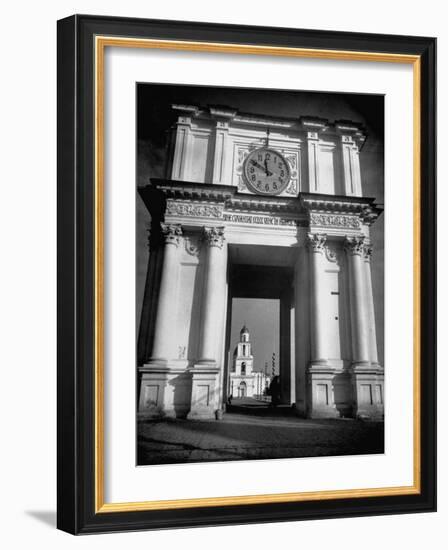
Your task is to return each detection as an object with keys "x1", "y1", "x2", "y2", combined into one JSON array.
[{"x1": 137, "y1": 103, "x2": 384, "y2": 420}]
